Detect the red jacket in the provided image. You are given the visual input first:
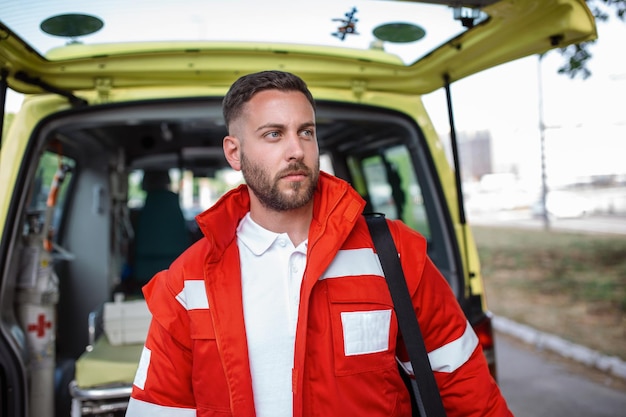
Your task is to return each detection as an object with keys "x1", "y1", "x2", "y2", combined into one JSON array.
[{"x1": 127, "y1": 172, "x2": 512, "y2": 417}]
